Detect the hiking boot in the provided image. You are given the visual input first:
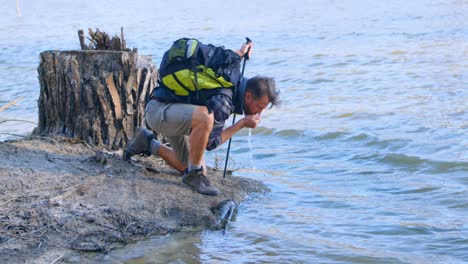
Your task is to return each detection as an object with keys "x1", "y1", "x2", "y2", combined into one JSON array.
[
  {"x1": 123, "y1": 127, "x2": 155, "y2": 161},
  {"x1": 182, "y1": 168, "x2": 219, "y2": 196}
]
